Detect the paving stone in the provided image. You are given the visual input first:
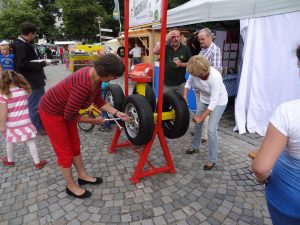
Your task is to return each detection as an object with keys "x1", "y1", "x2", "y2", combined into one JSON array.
[
  {"x1": 0, "y1": 65, "x2": 271, "y2": 225},
  {"x1": 8, "y1": 217, "x2": 23, "y2": 225},
  {"x1": 24, "y1": 212, "x2": 38, "y2": 223}
]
